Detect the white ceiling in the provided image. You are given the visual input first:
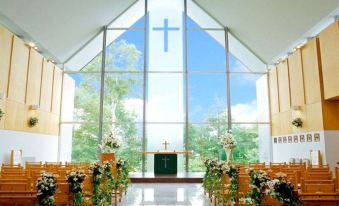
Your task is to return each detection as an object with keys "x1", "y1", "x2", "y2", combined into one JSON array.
[
  {"x1": 0, "y1": 0, "x2": 136, "y2": 63},
  {"x1": 194, "y1": 0, "x2": 339, "y2": 63},
  {"x1": 0, "y1": 0, "x2": 338, "y2": 65}
]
